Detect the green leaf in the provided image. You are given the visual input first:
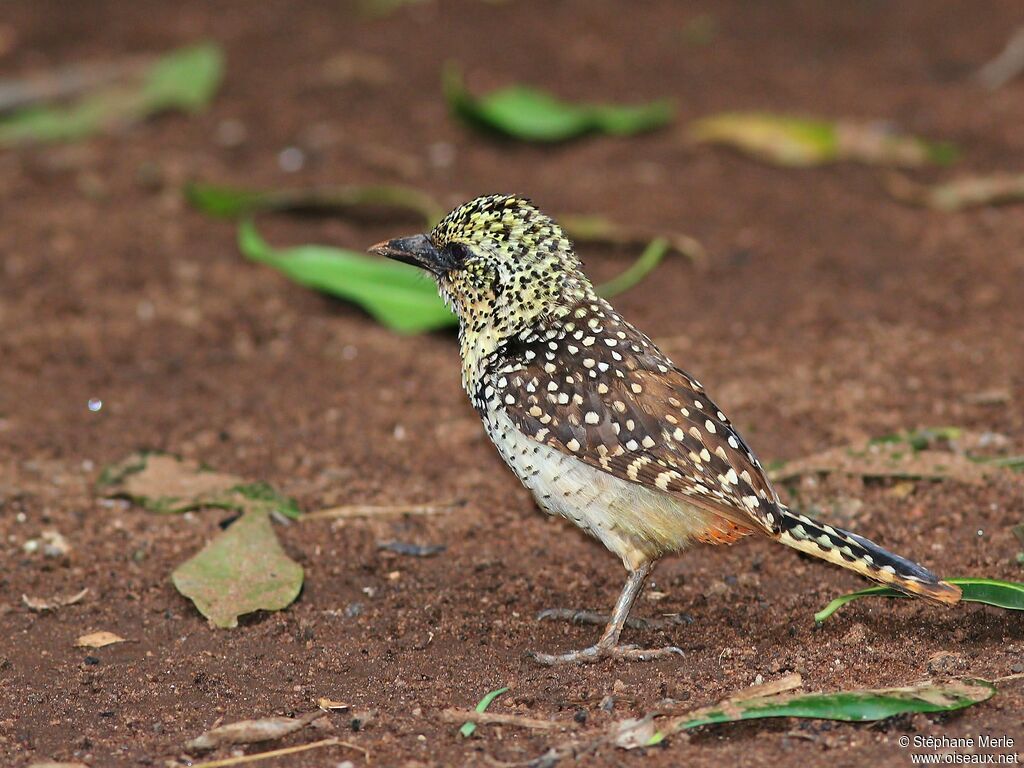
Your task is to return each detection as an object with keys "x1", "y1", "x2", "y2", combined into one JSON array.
[
  {"x1": 444, "y1": 64, "x2": 673, "y2": 142},
  {"x1": 138, "y1": 43, "x2": 223, "y2": 113},
  {"x1": 239, "y1": 219, "x2": 457, "y2": 334},
  {"x1": 231, "y1": 482, "x2": 303, "y2": 521},
  {"x1": 171, "y1": 509, "x2": 304, "y2": 628},
  {"x1": 689, "y1": 112, "x2": 955, "y2": 168},
  {"x1": 459, "y1": 686, "x2": 509, "y2": 738},
  {"x1": 814, "y1": 578, "x2": 1024, "y2": 623},
  {"x1": 0, "y1": 43, "x2": 223, "y2": 146},
  {"x1": 655, "y1": 679, "x2": 993, "y2": 739},
  {"x1": 238, "y1": 219, "x2": 669, "y2": 334}
]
